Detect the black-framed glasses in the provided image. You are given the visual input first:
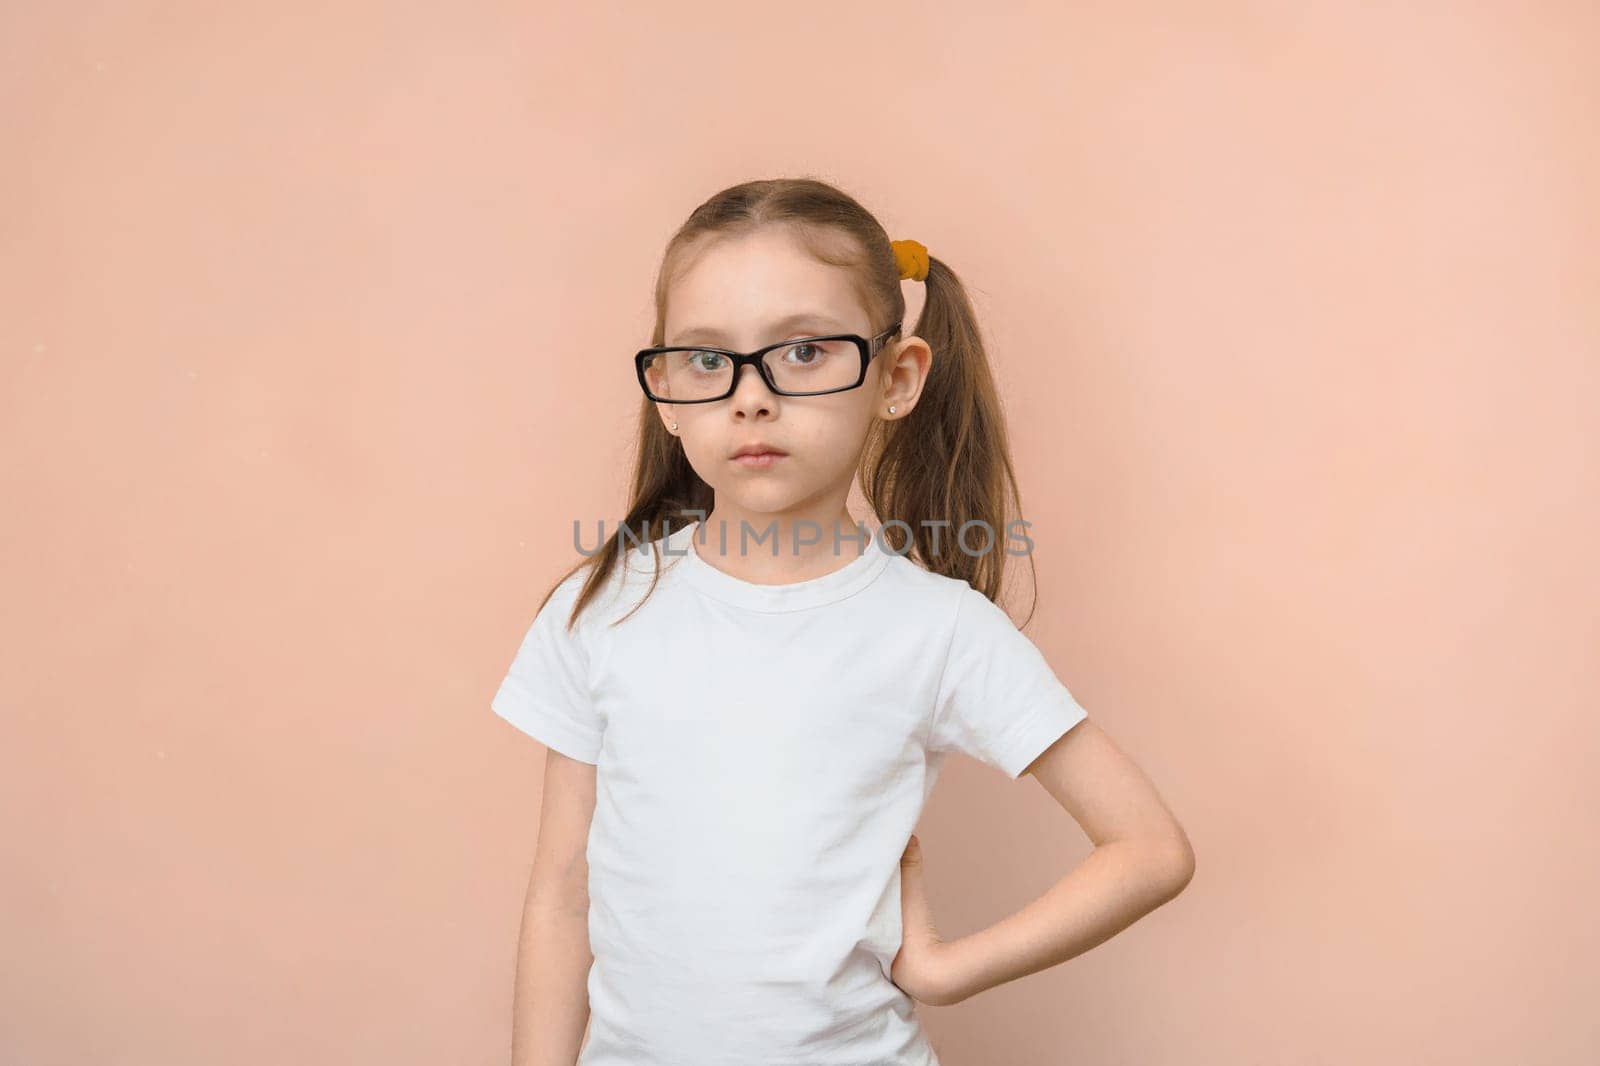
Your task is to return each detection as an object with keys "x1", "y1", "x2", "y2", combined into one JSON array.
[{"x1": 635, "y1": 321, "x2": 902, "y2": 403}]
